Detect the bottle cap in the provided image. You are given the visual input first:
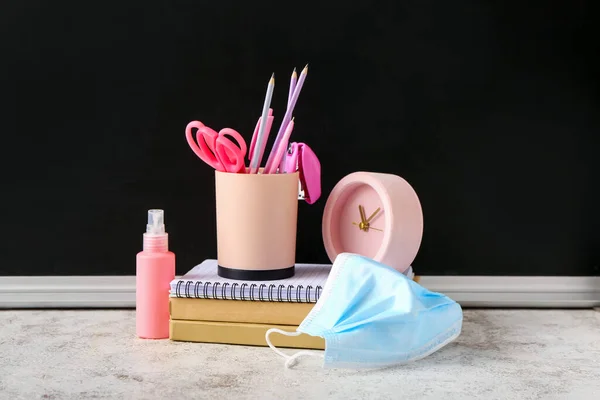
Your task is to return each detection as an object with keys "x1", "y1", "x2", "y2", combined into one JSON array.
[{"x1": 146, "y1": 209, "x2": 166, "y2": 235}]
